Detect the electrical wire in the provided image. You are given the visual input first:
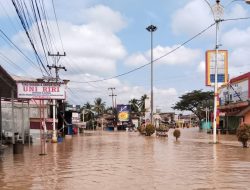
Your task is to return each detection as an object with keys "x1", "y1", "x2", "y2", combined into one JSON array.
[
  {"x1": 51, "y1": 0, "x2": 64, "y2": 52},
  {"x1": 11, "y1": 0, "x2": 51, "y2": 76},
  {"x1": 0, "y1": 28, "x2": 44, "y2": 74},
  {"x1": 222, "y1": 16, "x2": 250, "y2": 22}
]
